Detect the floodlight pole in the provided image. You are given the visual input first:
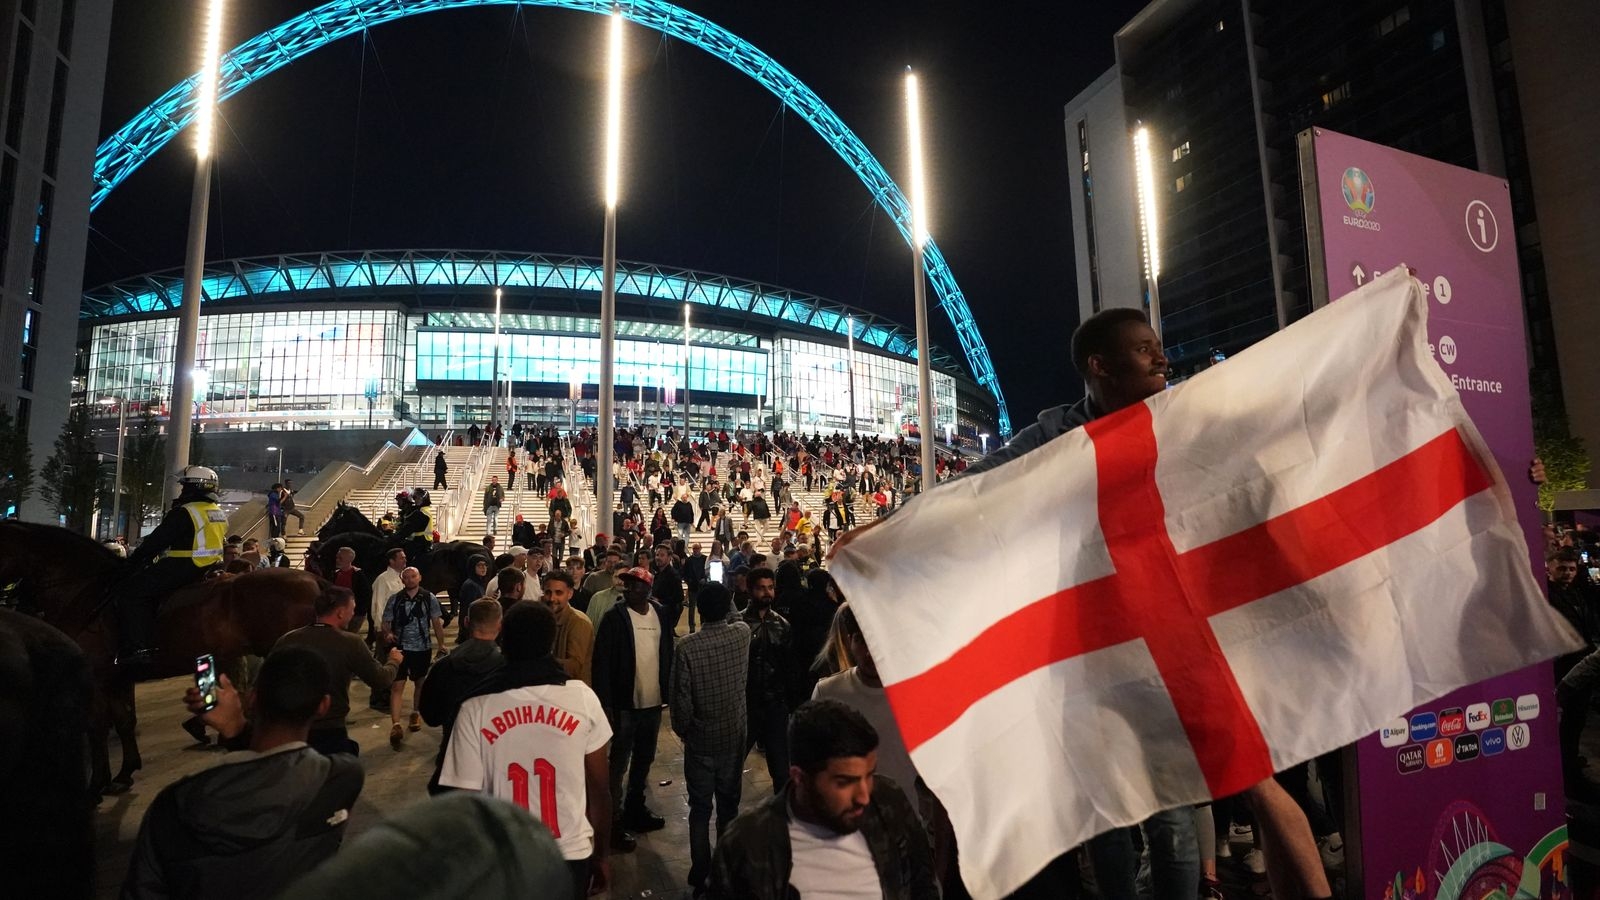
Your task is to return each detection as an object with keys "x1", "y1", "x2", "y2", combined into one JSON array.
[
  {"x1": 847, "y1": 315, "x2": 857, "y2": 439},
  {"x1": 683, "y1": 303, "x2": 692, "y2": 441},
  {"x1": 493, "y1": 287, "x2": 503, "y2": 431},
  {"x1": 906, "y1": 68, "x2": 937, "y2": 492},
  {"x1": 165, "y1": 0, "x2": 226, "y2": 504},
  {"x1": 1133, "y1": 126, "x2": 1164, "y2": 338},
  {"x1": 596, "y1": 8, "x2": 625, "y2": 535}
]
